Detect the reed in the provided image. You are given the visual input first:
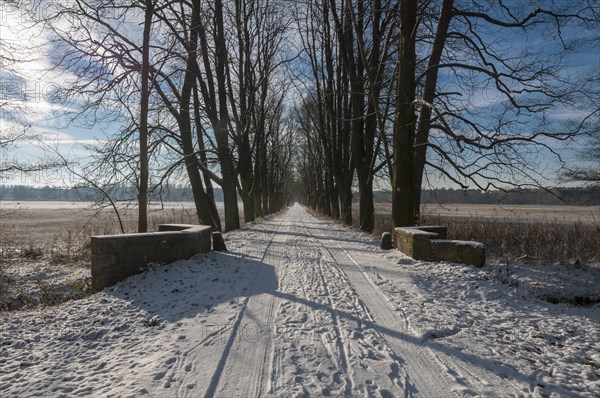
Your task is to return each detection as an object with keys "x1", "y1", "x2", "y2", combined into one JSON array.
[{"x1": 366, "y1": 212, "x2": 600, "y2": 266}]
